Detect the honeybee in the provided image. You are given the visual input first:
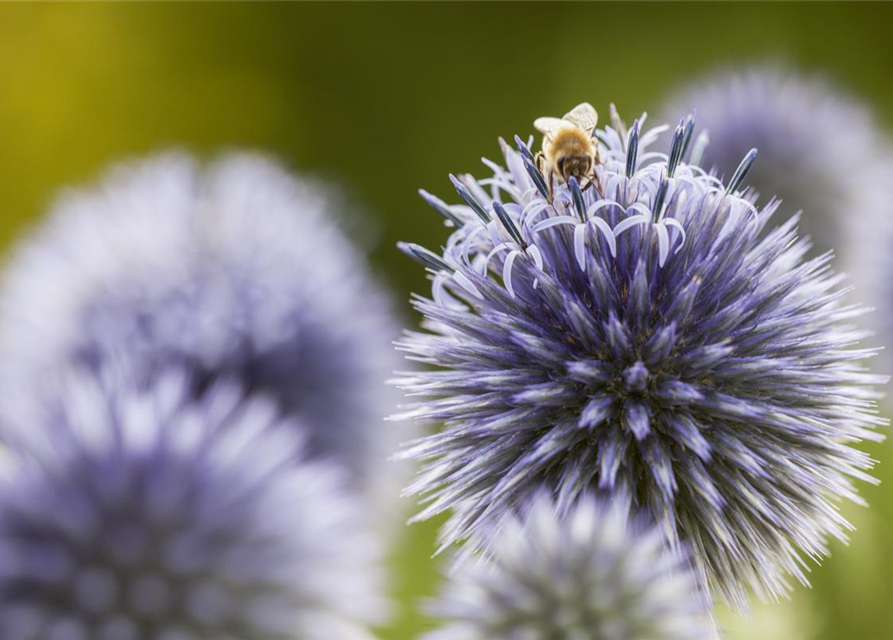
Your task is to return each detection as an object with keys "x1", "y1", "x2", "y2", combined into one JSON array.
[{"x1": 534, "y1": 102, "x2": 602, "y2": 193}]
